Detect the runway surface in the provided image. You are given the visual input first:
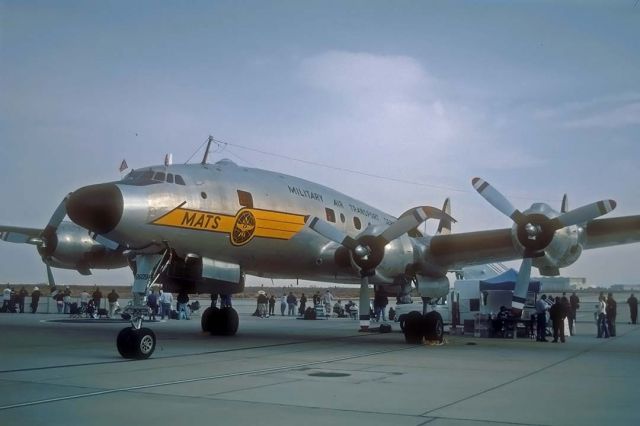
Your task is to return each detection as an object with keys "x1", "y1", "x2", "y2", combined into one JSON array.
[{"x1": 1, "y1": 306, "x2": 638, "y2": 426}]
